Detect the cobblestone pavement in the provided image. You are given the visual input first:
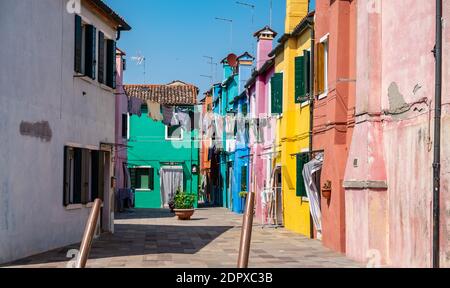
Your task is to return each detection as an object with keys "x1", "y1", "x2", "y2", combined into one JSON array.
[{"x1": 3, "y1": 208, "x2": 361, "y2": 268}]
